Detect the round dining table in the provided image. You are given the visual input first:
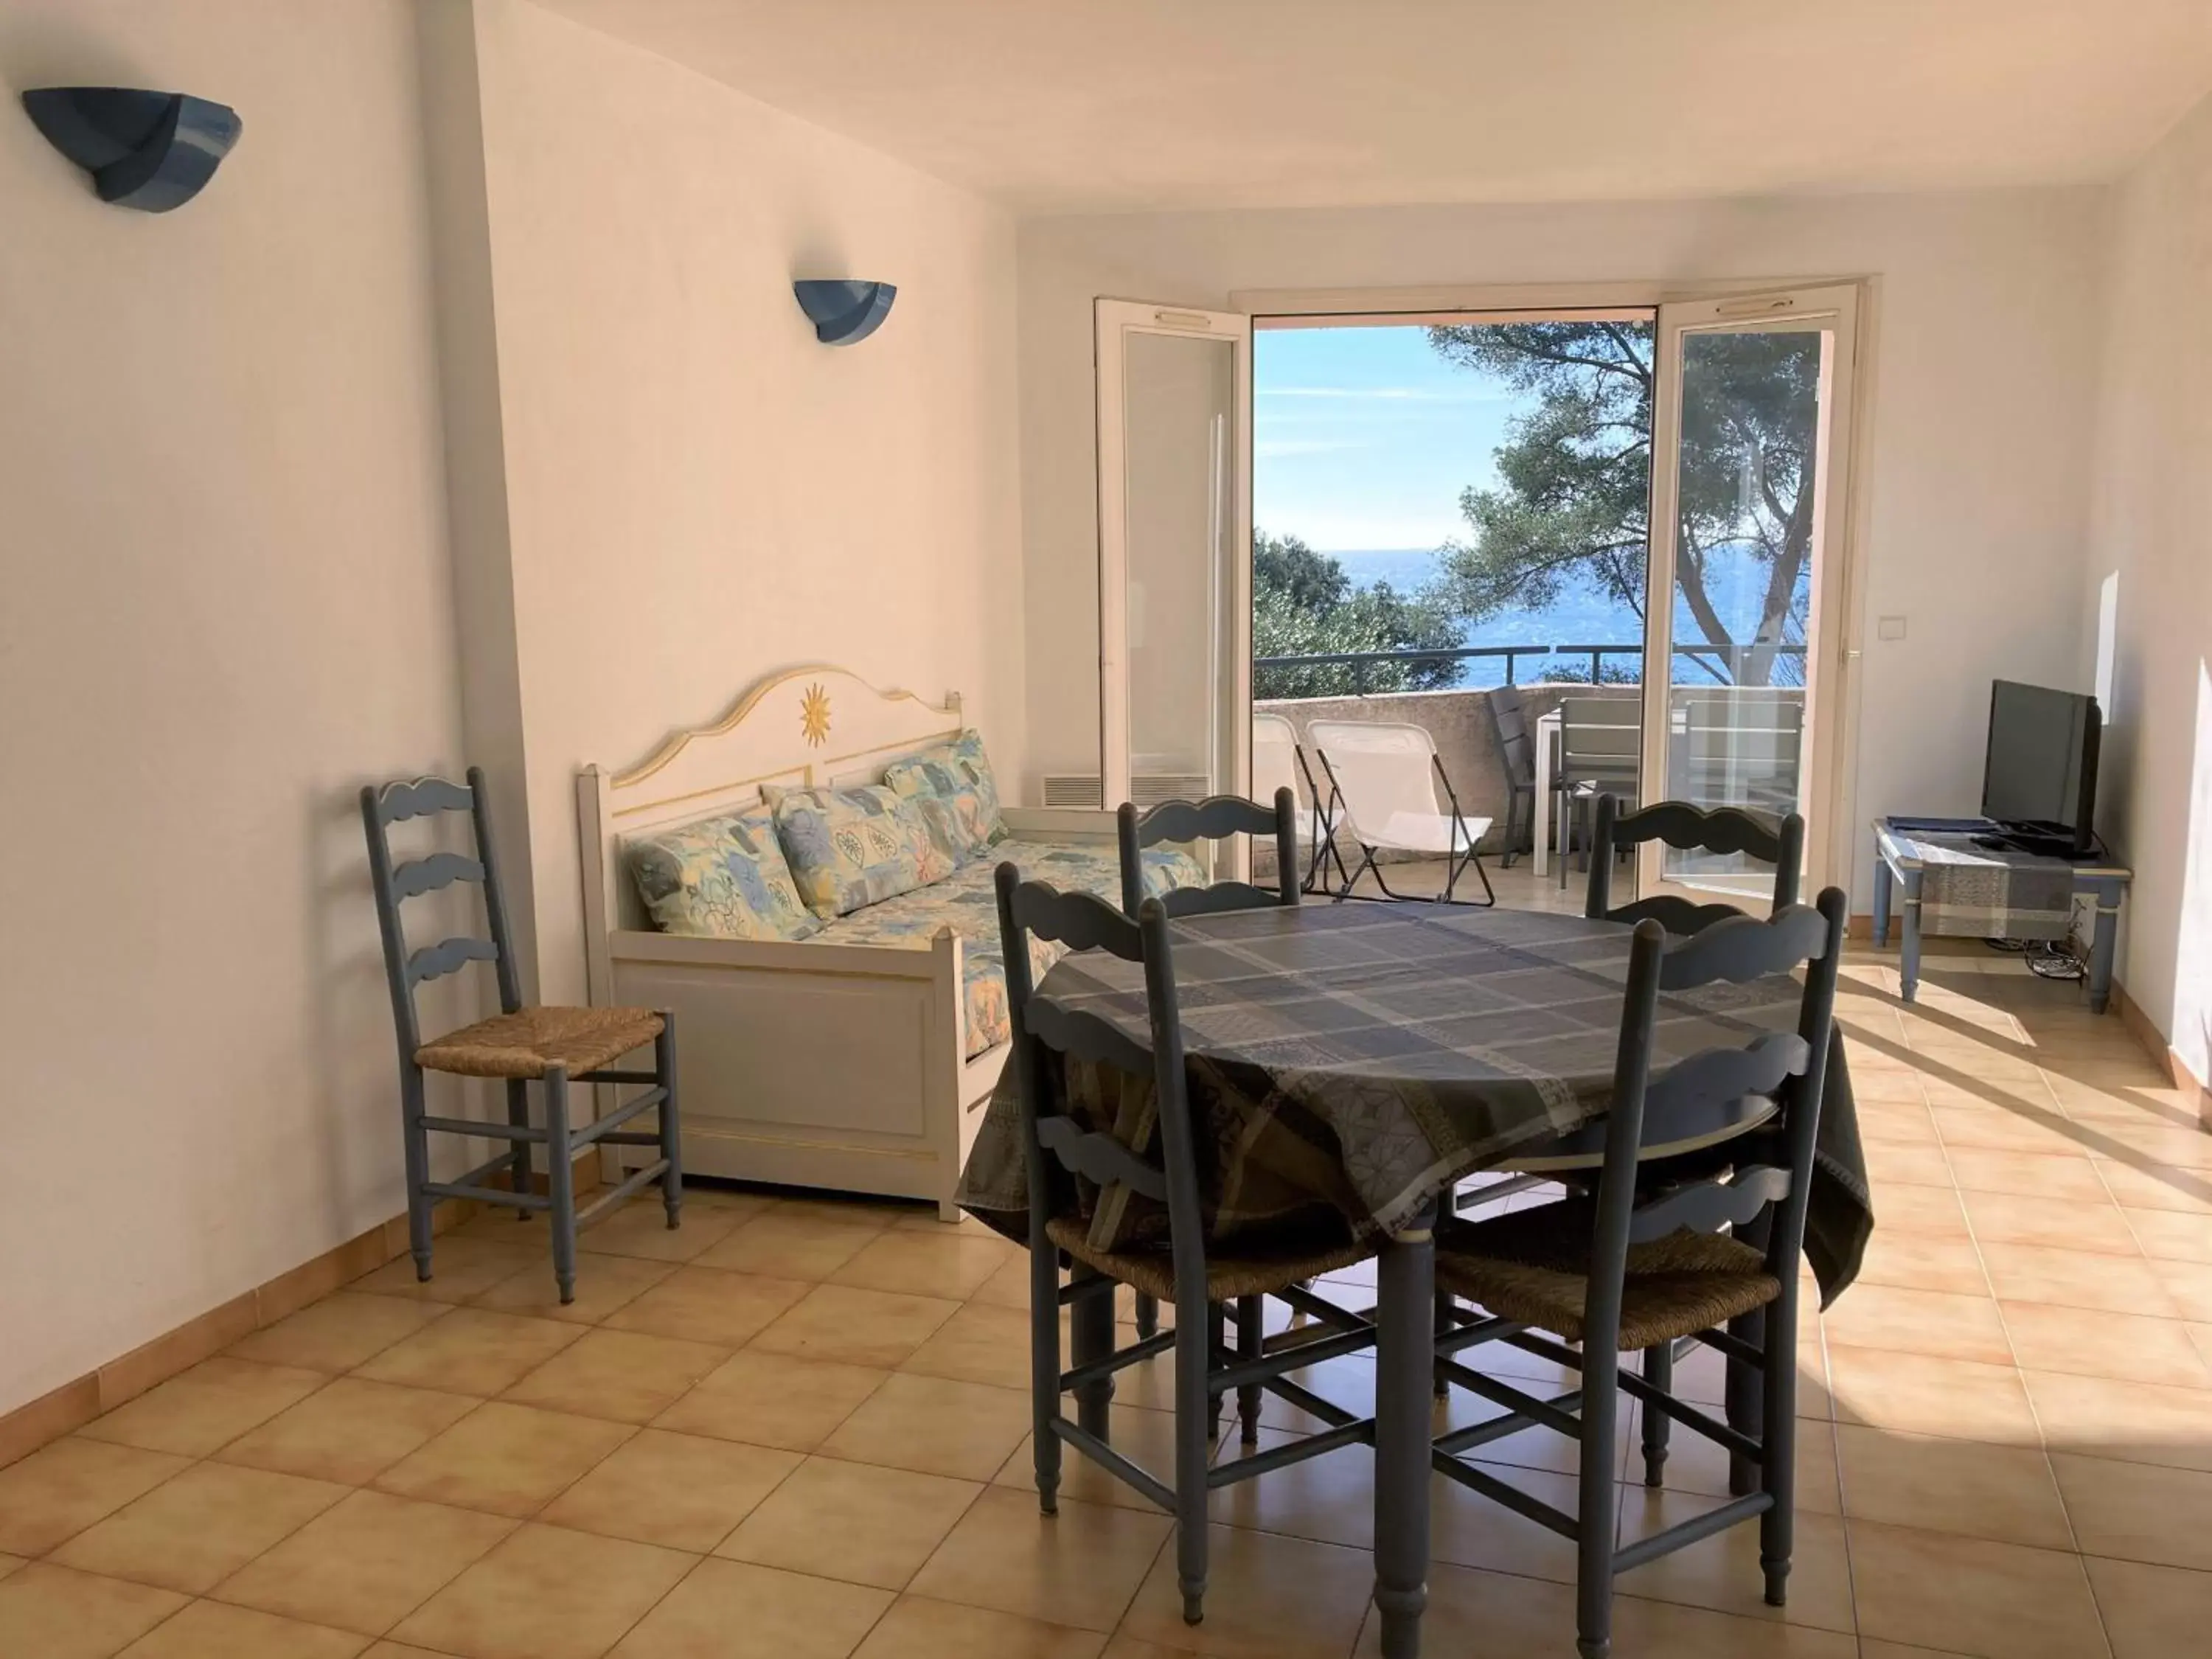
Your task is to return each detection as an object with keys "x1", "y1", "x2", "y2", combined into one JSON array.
[{"x1": 959, "y1": 897, "x2": 1871, "y2": 1659}]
